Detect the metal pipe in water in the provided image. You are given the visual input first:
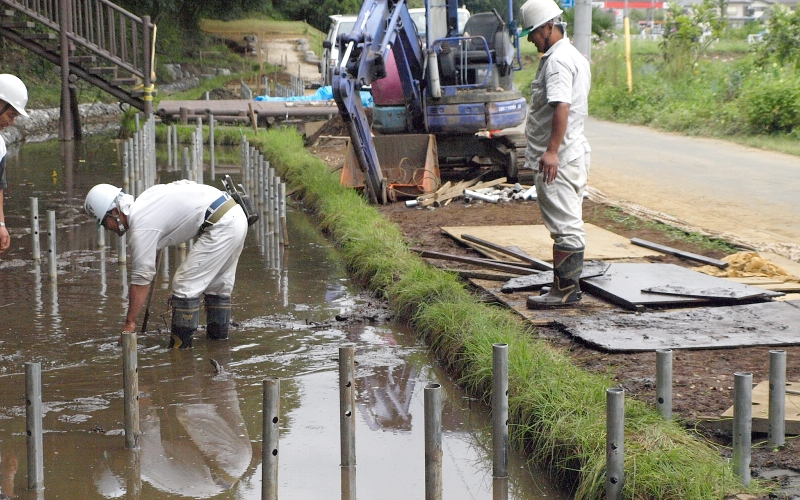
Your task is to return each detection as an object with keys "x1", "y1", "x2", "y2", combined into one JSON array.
[
  {"x1": 425, "y1": 383, "x2": 443, "y2": 500},
  {"x1": 339, "y1": 344, "x2": 356, "y2": 500},
  {"x1": 606, "y1": 387, "x2": 624, "y2": 500},
  {"x1": 262, "y1": 377, "x2": 280, "y2": 500},
  {"x1": 493, "y1": 343, "x2": 509, "y2": 500},
  {"x1": 733, "y1": 372, "x2": 752, "y2": 486},
  {"x1": 30, "y1": 197, "x2": 40, "y2": 260},
  {"x1": 769, "y1": 351, "x2": 786, "y2": 449},
  {"x1": 656, "y1": 349, "x2": 672, "y2": 420},
  {"x1": 122, "y1": 332, "x2": 140, "y2": 450},
  {"x1": 118, "y1": 233, "x2": 127, "y2": 264},
  {"x1": 492, "y1": 343, "x2": 509, "y2": 478},
  {"x1": 47, "y1": 210, "x2": 57, "y2": 278},
  {"x1": 25, "y1": 362, "x2": 44, "y2": 491}
]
